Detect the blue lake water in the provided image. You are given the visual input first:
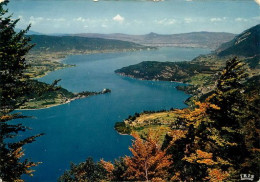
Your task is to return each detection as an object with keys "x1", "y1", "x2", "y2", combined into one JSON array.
[{"x1": 18, "y1": 47, "x2": 210, "y2": 182}]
